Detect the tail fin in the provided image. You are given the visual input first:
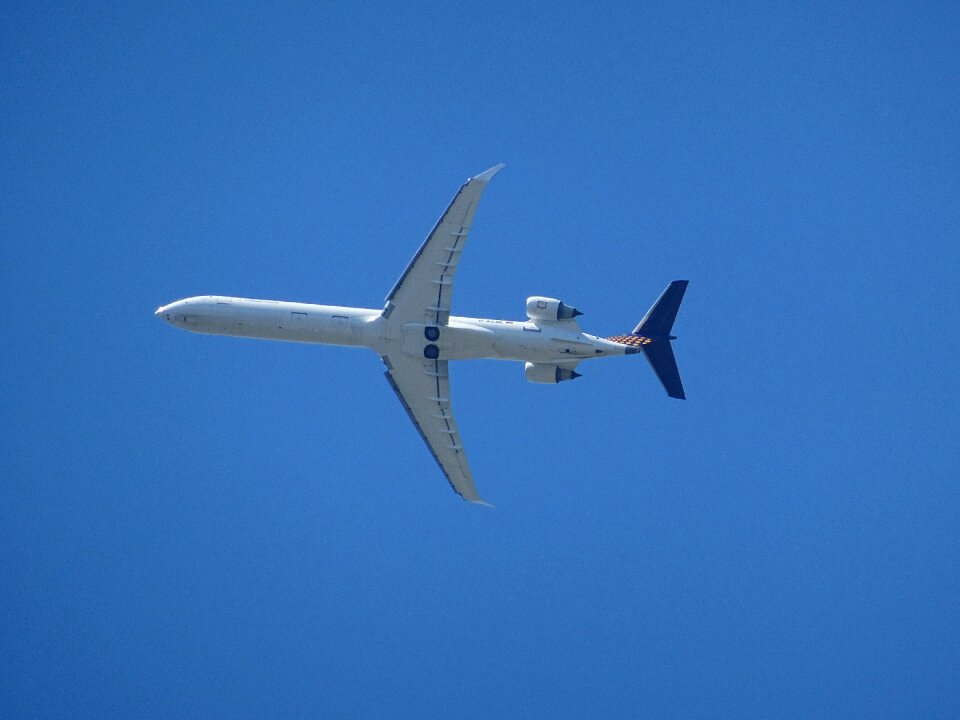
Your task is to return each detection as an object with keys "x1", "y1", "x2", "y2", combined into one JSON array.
[
  {"x1": 636, "y1": 280, "x2": 688, "y2": 399},
  {"x1": 633, "y1": 280, "x2": 688, "y2": 337},
  {"x1": 642, "y1": 338, "x2": 685, "y2": 399}
]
